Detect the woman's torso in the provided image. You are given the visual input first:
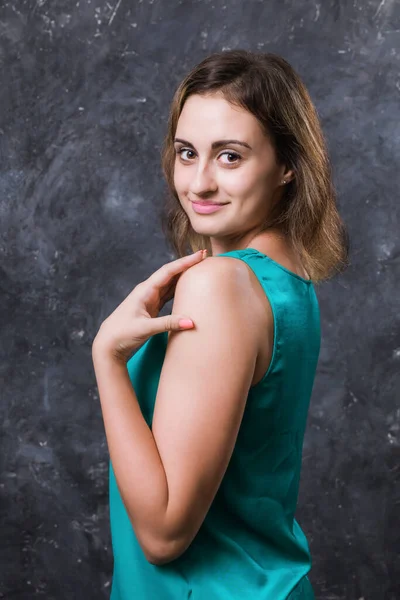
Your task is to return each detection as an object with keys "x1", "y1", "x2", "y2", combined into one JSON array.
[{"x1": 109, "y1": 246, "x2": 320, "y2": 600}]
